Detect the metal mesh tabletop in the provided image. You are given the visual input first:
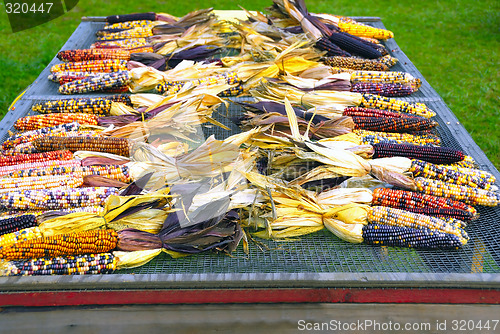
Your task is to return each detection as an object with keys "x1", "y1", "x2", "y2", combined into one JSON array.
[{"x1": 0, "y1": 16, "x2": 499, "y2": 291}]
